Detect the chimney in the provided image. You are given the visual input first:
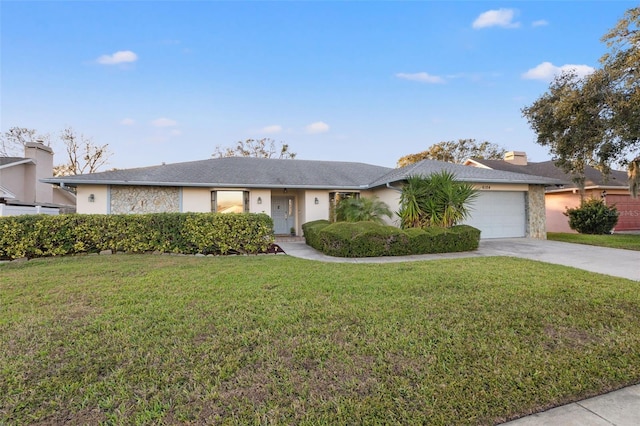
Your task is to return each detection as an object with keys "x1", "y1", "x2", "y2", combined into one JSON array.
[
  {"x1": 504, "y1": 151, "x2": 527, "y2": 166},
  {"x1": 24, "y1": 142, "x2": 54, "y2": 204}
]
